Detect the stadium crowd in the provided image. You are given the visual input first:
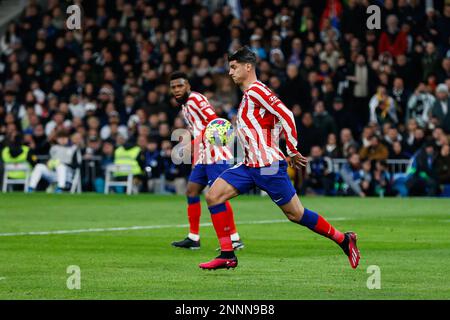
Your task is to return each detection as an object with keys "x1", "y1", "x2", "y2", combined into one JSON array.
[{"x1": 0, "y1": 0, "x2": 450, "y2": 196}]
